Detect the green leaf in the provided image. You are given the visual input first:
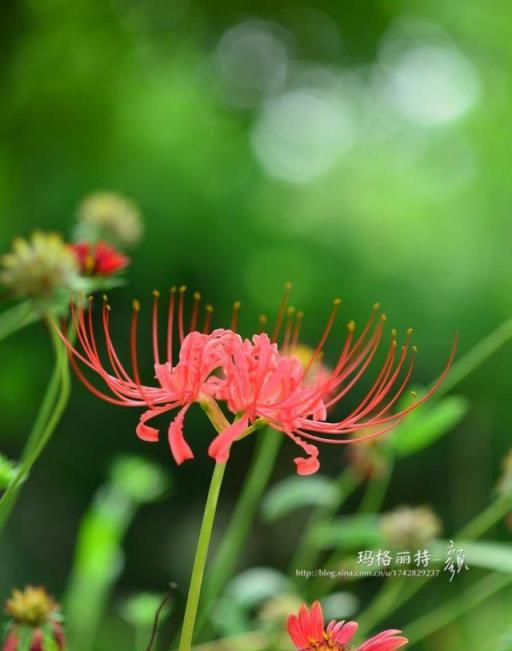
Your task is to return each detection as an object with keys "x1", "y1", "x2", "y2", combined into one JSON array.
[
  {"x1": 0, "y1": 454, "x2": 16, "y2": 490},
  {"x1": 446, "y1": 540, "x2": 512, "y2": 574},
  {"x1": 15, "y1": 626, "x2": 33, "y2": 651},
  {"x1": 42, "y1": 626, "x2": 60, "y2": 651},
  {"x1": 321, "y1": 592, "x2": 359, "y2": 620},
  {"x1": 391, "y1": 395, "x2": 469, "y2": 457},
  {"x1": 110, "y1": 455, "x2": 170, "y2": 503},
  {"x1": 311, "y1": 514, "x2": 383, "y2": 551},
  {"x1": 212, "y1": 568, "x2": 291, "y2": 636},
  {"x1": 261, "y1": 474, "x2": 338, "y2": 522},
  {"x1": 225, "y1": 567, "x2": 291, "y2": 608},
  {"x1": 0, "y1": 301, "x2": 39, "y2": 341},
  {"x1": 119, "y1": 592, "x2": 172, "y2": 628}
]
